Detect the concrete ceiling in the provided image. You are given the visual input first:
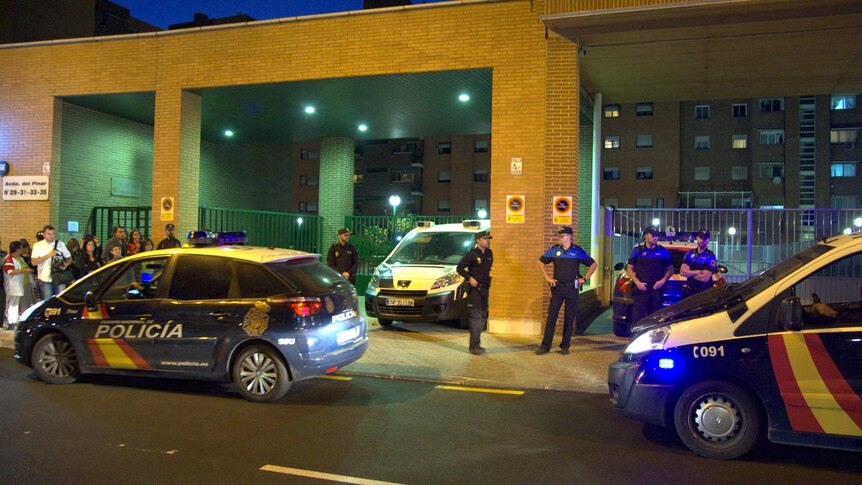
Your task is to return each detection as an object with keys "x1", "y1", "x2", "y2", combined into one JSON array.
[
  {"x1": 64, "y1": 68, "x2": 493, "y2": 143},
  {"x1": 542, "y1": 0, "x2": 862, "y2": 103}
]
